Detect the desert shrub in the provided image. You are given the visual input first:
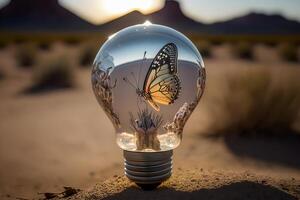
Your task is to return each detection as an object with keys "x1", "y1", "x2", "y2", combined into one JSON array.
[
  {"x1": 16, "y1": 43, "x2": 37, "y2": 68},
  {"x1": 207, "y1": 68, "x2": 300, "y2": 136},
  {"x1": 278, "y1": 43, "x2": 298, "y2": 62},
  {"x1": 210, "y1": 39, "x2": 224, "y2": 46},
  {"x1": 37, "y1": 40, "x2": 52, "y2": 51},
  {"x1": 195, "y1": 41, "x2": 212, "y2": 58},
  {"x1": 63, "y1": 36, "x2": 81, "y2": 46},
  {"x1": 264, "y1": 40, "x2": 278, "y2": 48},
  {"x1": 13, "y1": 37, "x2": 26, "y2": 45},
  {"x1": 79, "y1": 42, "x2": 99, "y2": 67},
  {"x1": 0, "y1": 69, "x2": 4, "y2": 80},
  {"x1": 0, "y1": 40, "x2": 7, "y2": 49},
  {"x1": 31, "y1": 56, "x2": 75, "y2": 90},
  {"x1": 231, "y1": 42, "x2": 254, "y2": 60}
]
